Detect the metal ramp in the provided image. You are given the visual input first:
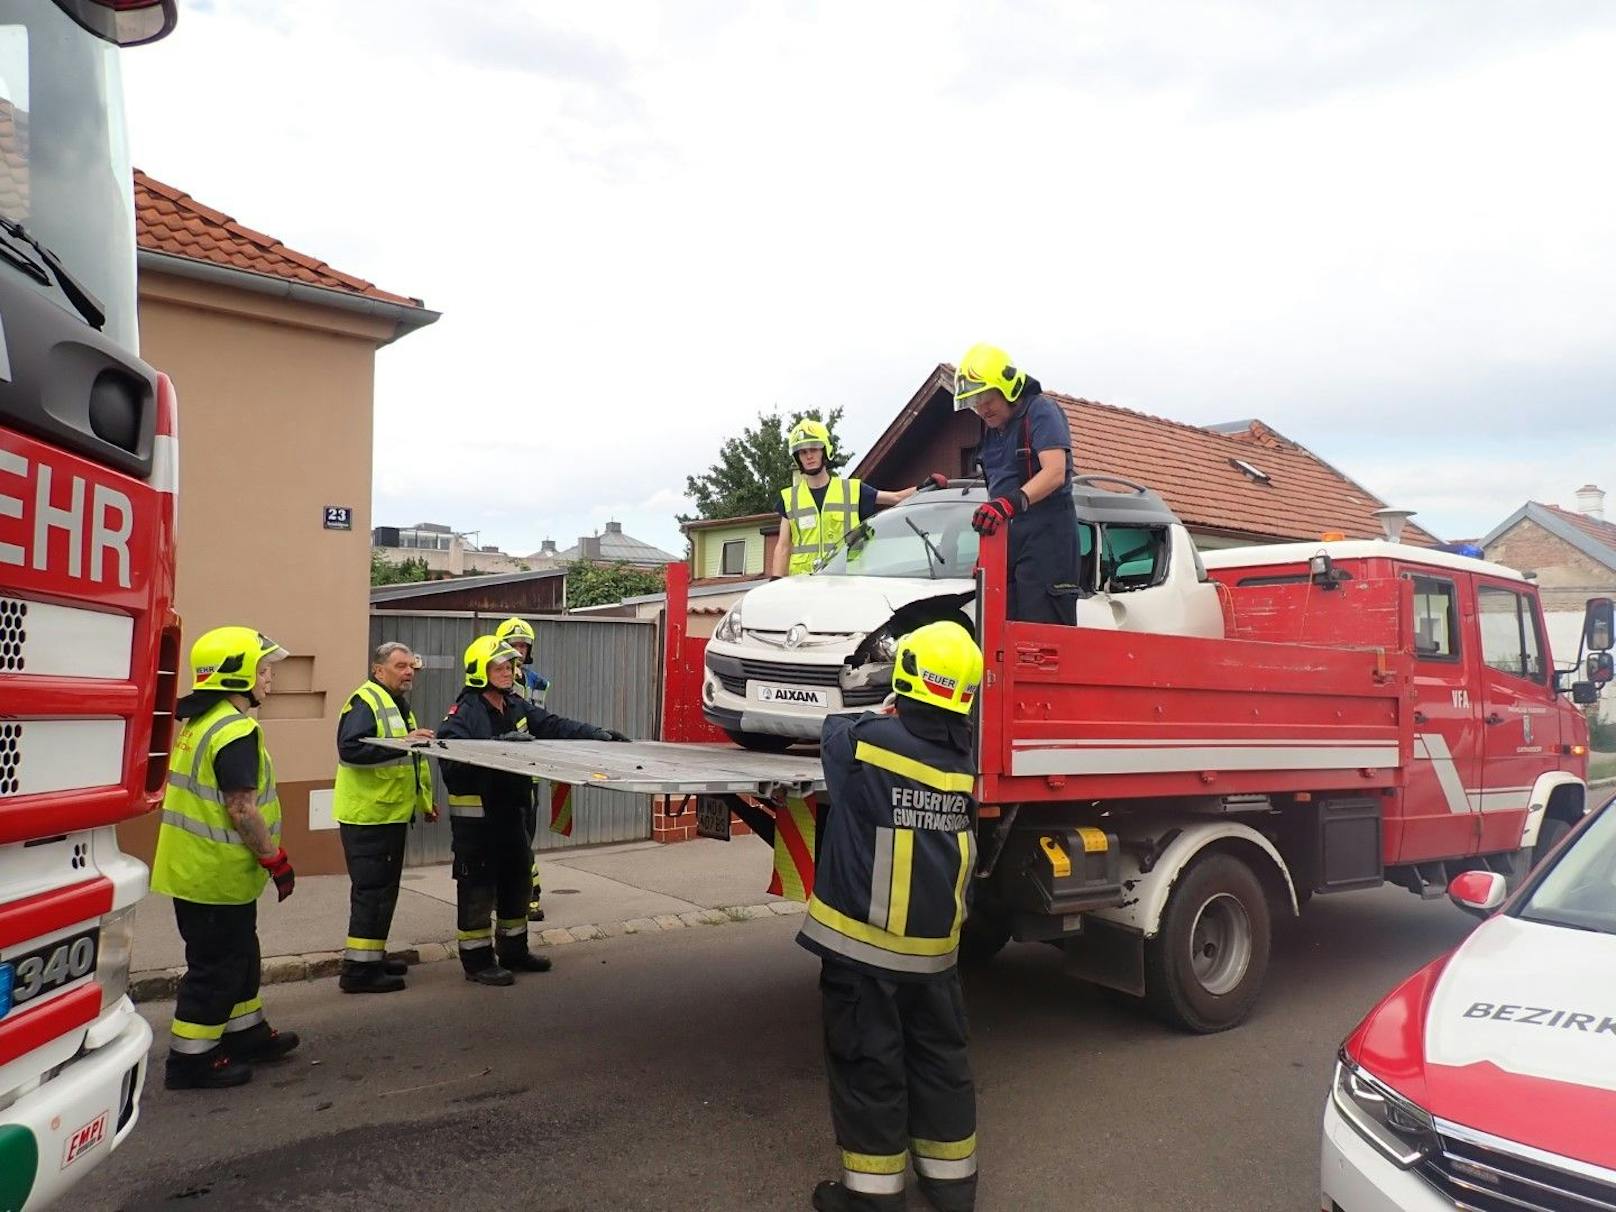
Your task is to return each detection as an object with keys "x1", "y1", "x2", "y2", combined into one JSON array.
[{"x1": 367, "y1": 738, "x2": 825, "y2": 798}]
